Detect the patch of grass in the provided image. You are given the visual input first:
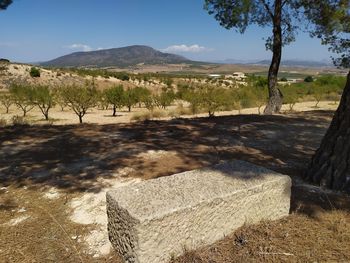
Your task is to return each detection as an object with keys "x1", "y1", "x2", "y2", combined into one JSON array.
[
  {"x1": 12, "y1": 115, "x2": 30, "y2": 126},
  {"x1": 0, "y1": 118, "x2": 7, "y2": 127},
  {"x1": 131, "y1": 112, "x2": 152, "y2": 122}
]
